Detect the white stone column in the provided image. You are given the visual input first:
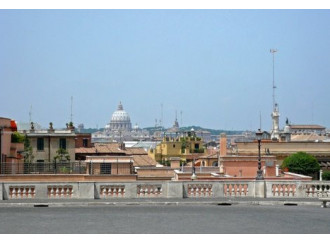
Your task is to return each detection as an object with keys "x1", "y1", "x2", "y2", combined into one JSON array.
[
  {"x1": 320, "y1": 170, "x2": 323, "y2": 181},
  {"x1": 276, "y1": 164, "x2": 279, "y2": 177}
]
